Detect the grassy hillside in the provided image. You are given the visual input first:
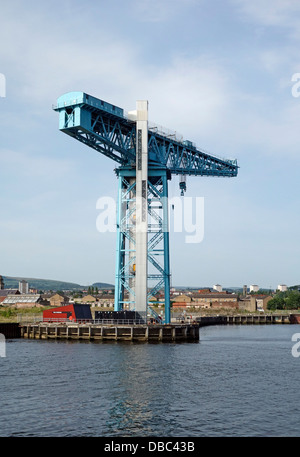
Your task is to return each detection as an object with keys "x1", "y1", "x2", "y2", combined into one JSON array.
[
  {"x1": 92, "y1": 282, "x2": 114, "y2": 289},
  {"x1": 2, "y1": 276, "x2": 113, "y2": 291}
]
